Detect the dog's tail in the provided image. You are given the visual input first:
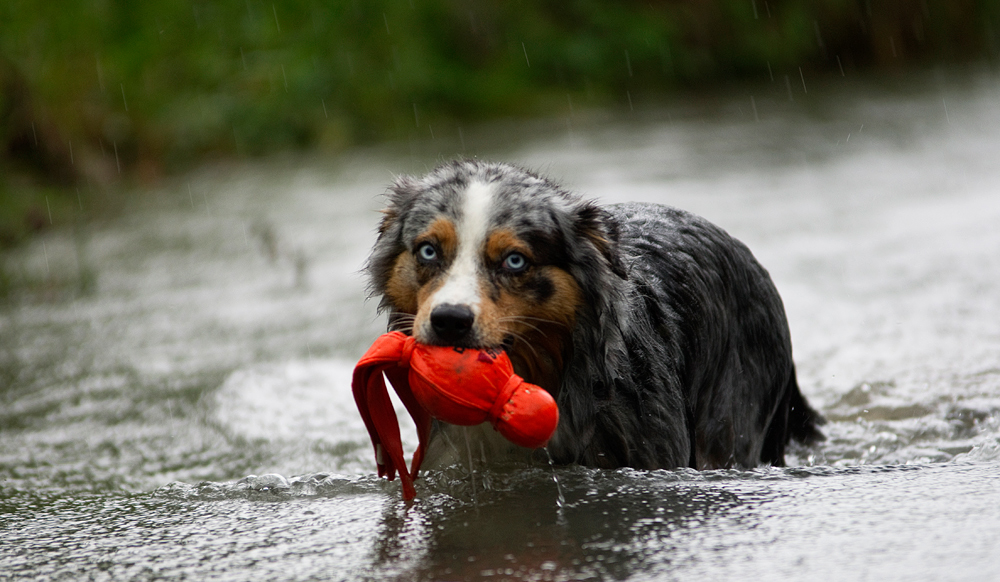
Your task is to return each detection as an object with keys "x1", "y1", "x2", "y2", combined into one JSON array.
[
  {"x1": 786, "y1": 373, "x2": 825, "y2": 445},
  {"x1": 760, "y1": 367, "x2": 825, "y2": 466}
]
